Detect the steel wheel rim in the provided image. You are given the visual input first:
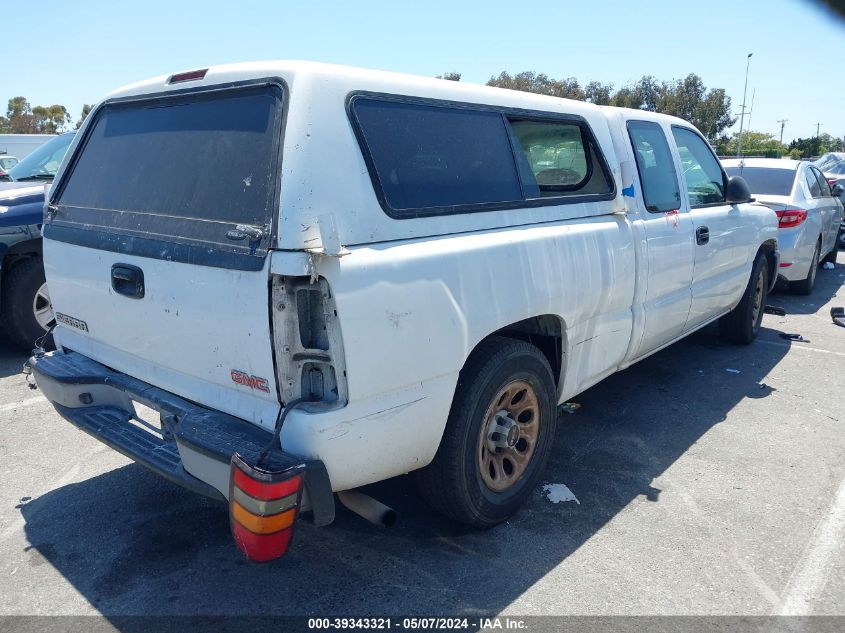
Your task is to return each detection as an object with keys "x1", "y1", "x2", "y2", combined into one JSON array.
[
  {"x1": 478, "y1": 379, "x2": 540, "y2": 492},
  {"x1": 751, "y1": 269, "x2": 764, "y2": 326},
  {"x1": 33, "y1": 283, "x2": 55, "y2": 330}
]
